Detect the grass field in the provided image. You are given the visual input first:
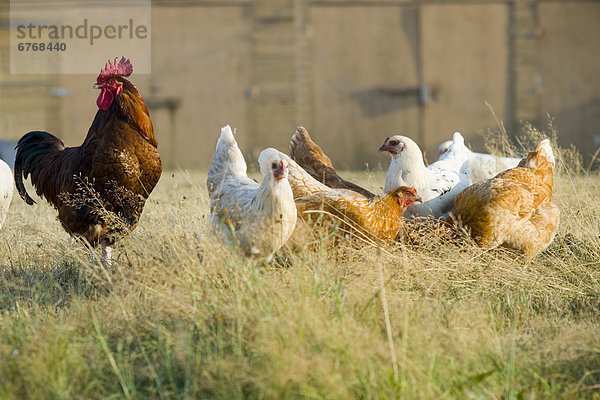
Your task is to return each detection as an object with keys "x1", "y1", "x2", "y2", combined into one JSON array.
[{"x1": 1, "y1": 136, "x2": 600, "y2": 399}]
